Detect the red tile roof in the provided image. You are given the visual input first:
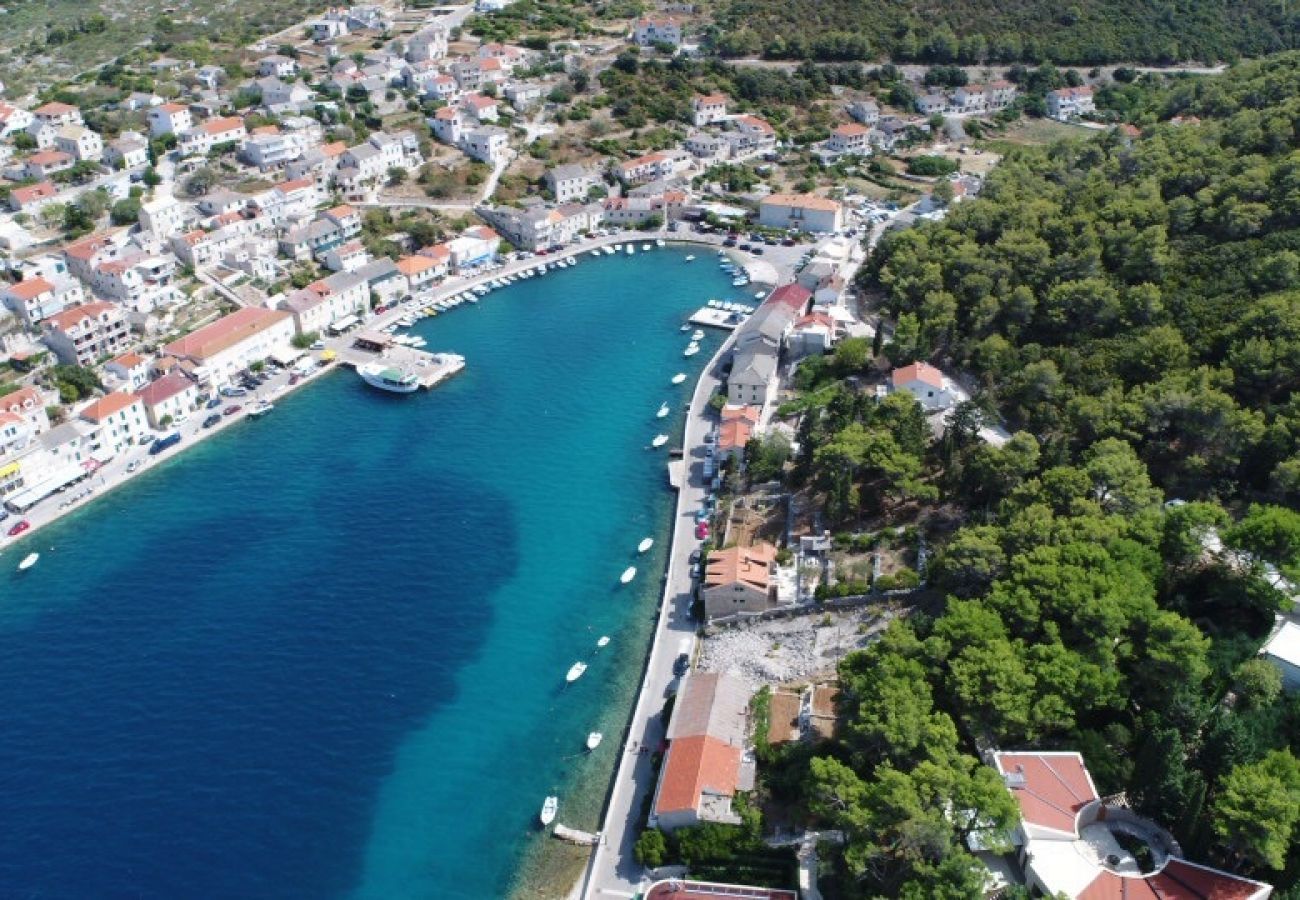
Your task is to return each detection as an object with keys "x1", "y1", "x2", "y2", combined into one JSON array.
[
  {"x1": 138, "y1": 372, "x2": 194, "y2": 407},
  {"x1": 891, "y1": 361, "x2": 944, "y2": 390},
  {"x1": 11, "y1": 181, "x2": 57, "y2": 204},
  {"x1": 654, "y1": 734, "x2": 742, "y2": 815},
  {"x1": 34, "y1": 101, "x2": 78, "y2": 116},
  {"x1": 765, "y1": 282, "x2": 812, "y2": 312},
  {"x1": 164, "y1": 307, "x2": 291, "y2": 361},
  {"x1": 80, "y1": 391, "x2": 141, "y2": 422},
  {"x1": 995, "y1": 751, "x2": 1097, "y2": 835},
  {"x1": 6, "y1": 277, "x2": 54, "y2": 300},
  {"x1": 705, "y1": 542, "x2": 776, "y2": 591},
  {"x1": 44, "y1": 301, "x2": 117, "y2": 332},
  {"x1": 0, "y1": 386, "x2": 43, "y2": 413},
  {"x1": 644, "y1": 882, "x2": 796, "y2": 900}
]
